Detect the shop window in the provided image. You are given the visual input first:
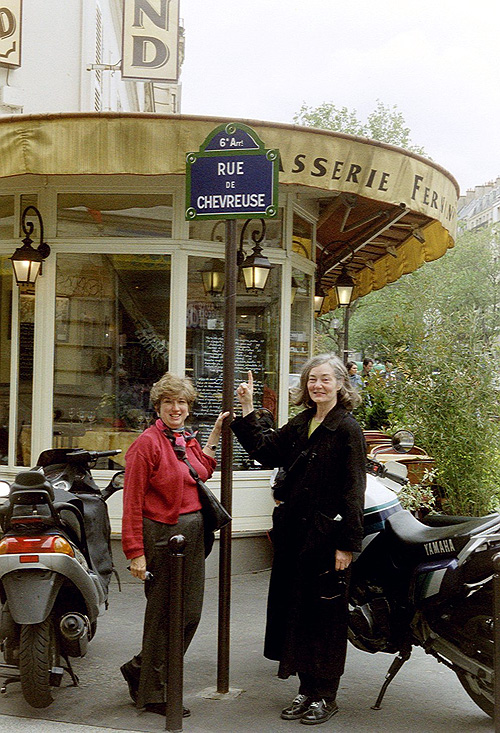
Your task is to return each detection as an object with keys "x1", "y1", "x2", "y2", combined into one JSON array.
[
  {"x1": 189, "y1": 209, "x2": 284, "y2": 249},
  {"x1": 17, "y1": 292, "x2": 35, "y2": 466},
  {"x1": 289, "y1": 270, "x2": 311, "y2": 401},
  {"x1": 0, "y1": 196, "x2": 14, "y2": 239},
  {"x1": 52, "y1": 253, "x2": 171, "y2": 466},
  {"x1": 292, "y1": 213, "x2": 313, "y2": 259},
  {"x1": 186, "y1": 255, "x2": 281, "y2": 470},
  {"x1": 0, "y1": 257, "x2": 12, "y2": 464},
  {"x1": 56, "y1": 193, "x2": 174, "y2": 238}
]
